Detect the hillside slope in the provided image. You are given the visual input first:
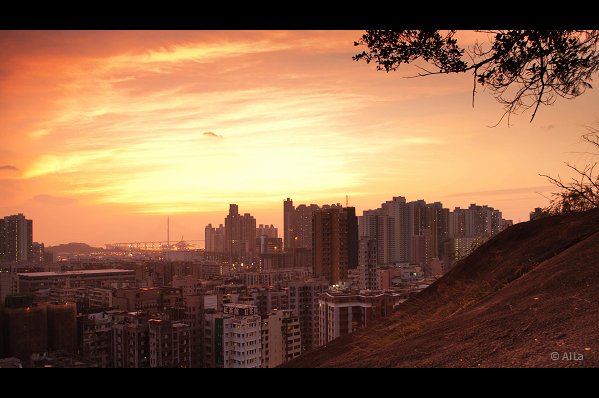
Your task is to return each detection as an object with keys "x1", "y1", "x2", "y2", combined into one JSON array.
[
  {"x1": 286, "y1": 209, "x2": 599, "y2": 367},
  {"x1": 45, "y1": 242, "x2": 104, "y2": 255}
]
